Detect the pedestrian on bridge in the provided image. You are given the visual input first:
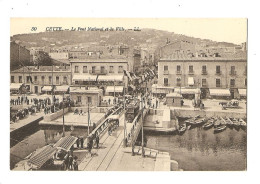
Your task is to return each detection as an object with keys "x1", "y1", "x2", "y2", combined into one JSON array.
[{"x1": 96, "y1": 135, "x2": 99, "y2": 149}]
